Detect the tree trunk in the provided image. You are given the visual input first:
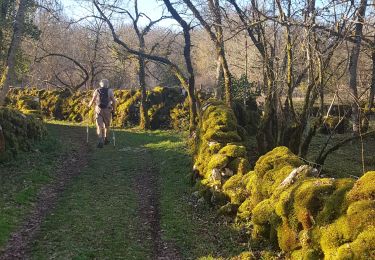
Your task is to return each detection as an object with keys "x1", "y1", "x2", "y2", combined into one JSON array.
[
  {"x1": 163, "y1": 0, "x2": 198, "y2": 132},
  {"x1": 138, "y1": 40, "x2": 150, "y2": 130},
  {"x1": 214, "y1": 53, "x2": 223, "y2": 99},
  {"x1": 362, "y1": 40, "x2": 375, "y2": 132},
  {"x1": 0, "y1": 0, "x2": 28, "y2": 106},
  {"x1": 208, "y1": 0, "x2": 232, "y2": 106},
  {"x1": 348, "y1": 0, "x2": 367, "y2": 135},
  {"x1": 138, "y1": 56, "x2": 150, "y2": 130}
]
